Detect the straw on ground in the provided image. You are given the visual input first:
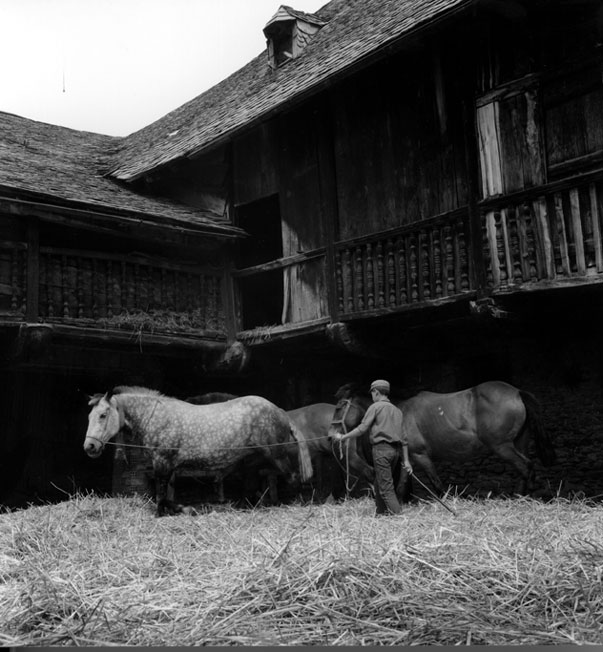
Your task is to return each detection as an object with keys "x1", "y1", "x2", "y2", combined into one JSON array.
[{"x1": 1, "y1": 493, "x2": 602, "y2": 645}]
